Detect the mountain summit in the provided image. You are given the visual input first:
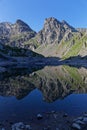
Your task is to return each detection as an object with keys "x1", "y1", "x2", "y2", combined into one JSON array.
[
  {"x1": 15, "y1": 19, "x2": 34, "y2": 33},
  {"x1": 35, "y1": 17, "x2": 77, "y2": 45},
  {"x1": 0, "y1": 17, "x2": 87, "y2": 58},
  {"x1": 0, "y1": 20, "x2": 36, "y2": 47}
]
